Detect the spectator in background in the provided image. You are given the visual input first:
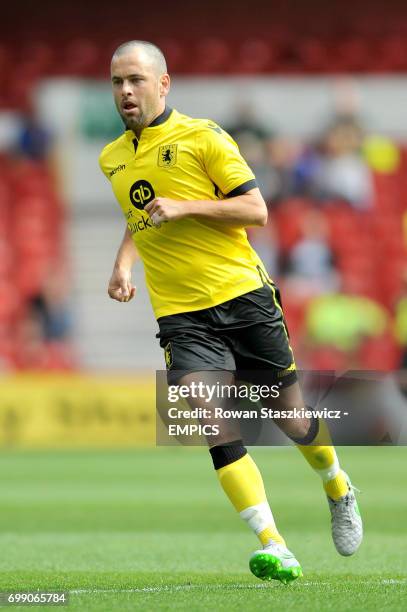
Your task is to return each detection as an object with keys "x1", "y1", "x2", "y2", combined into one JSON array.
[
  {"x1": 29, "y1": 264, "x2": 72, "y2": 342},
  {"x1": 302, "y1": 272, "x2": 391, "y2": 371},
  {"x1": 294, "y1": 116, "x2": 373, "y2": 209},
  {"x1": 15, "y1": 105, "x2": 52, "y2": 161},
  {"x1": 305, "y1": 291, "x2": 388, "y2": 353},
  {"x1": 282, "y1": 208, "x2": 339, "y2": 298},
  {"x1": 14, "y1": 265, "x2": 73, "y2": 370},
  {"x1": 265, "y1": 135, "x2": 299, "y2": 203},
  {"x1": 247, "y1": 220, "x2": 280, "y2": 279},
  {"x1": 225, "y1": 103, "x2": 299, "y2": 270},
  {"x1": 224, "y1": 102, "x2": 302, "y2": 204},
  {"x1": 224, "y1": 102, "x2": 276, "y2": 202},
  {"x1": 29, "y1": 289, "x2": 71, "y2": 342},
  {"x1": 225, "y1": 101, "x2": 272, "y2": 143},
  {"x1": 234, "y1": 130, "x2": 276, "y2": 202}
]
